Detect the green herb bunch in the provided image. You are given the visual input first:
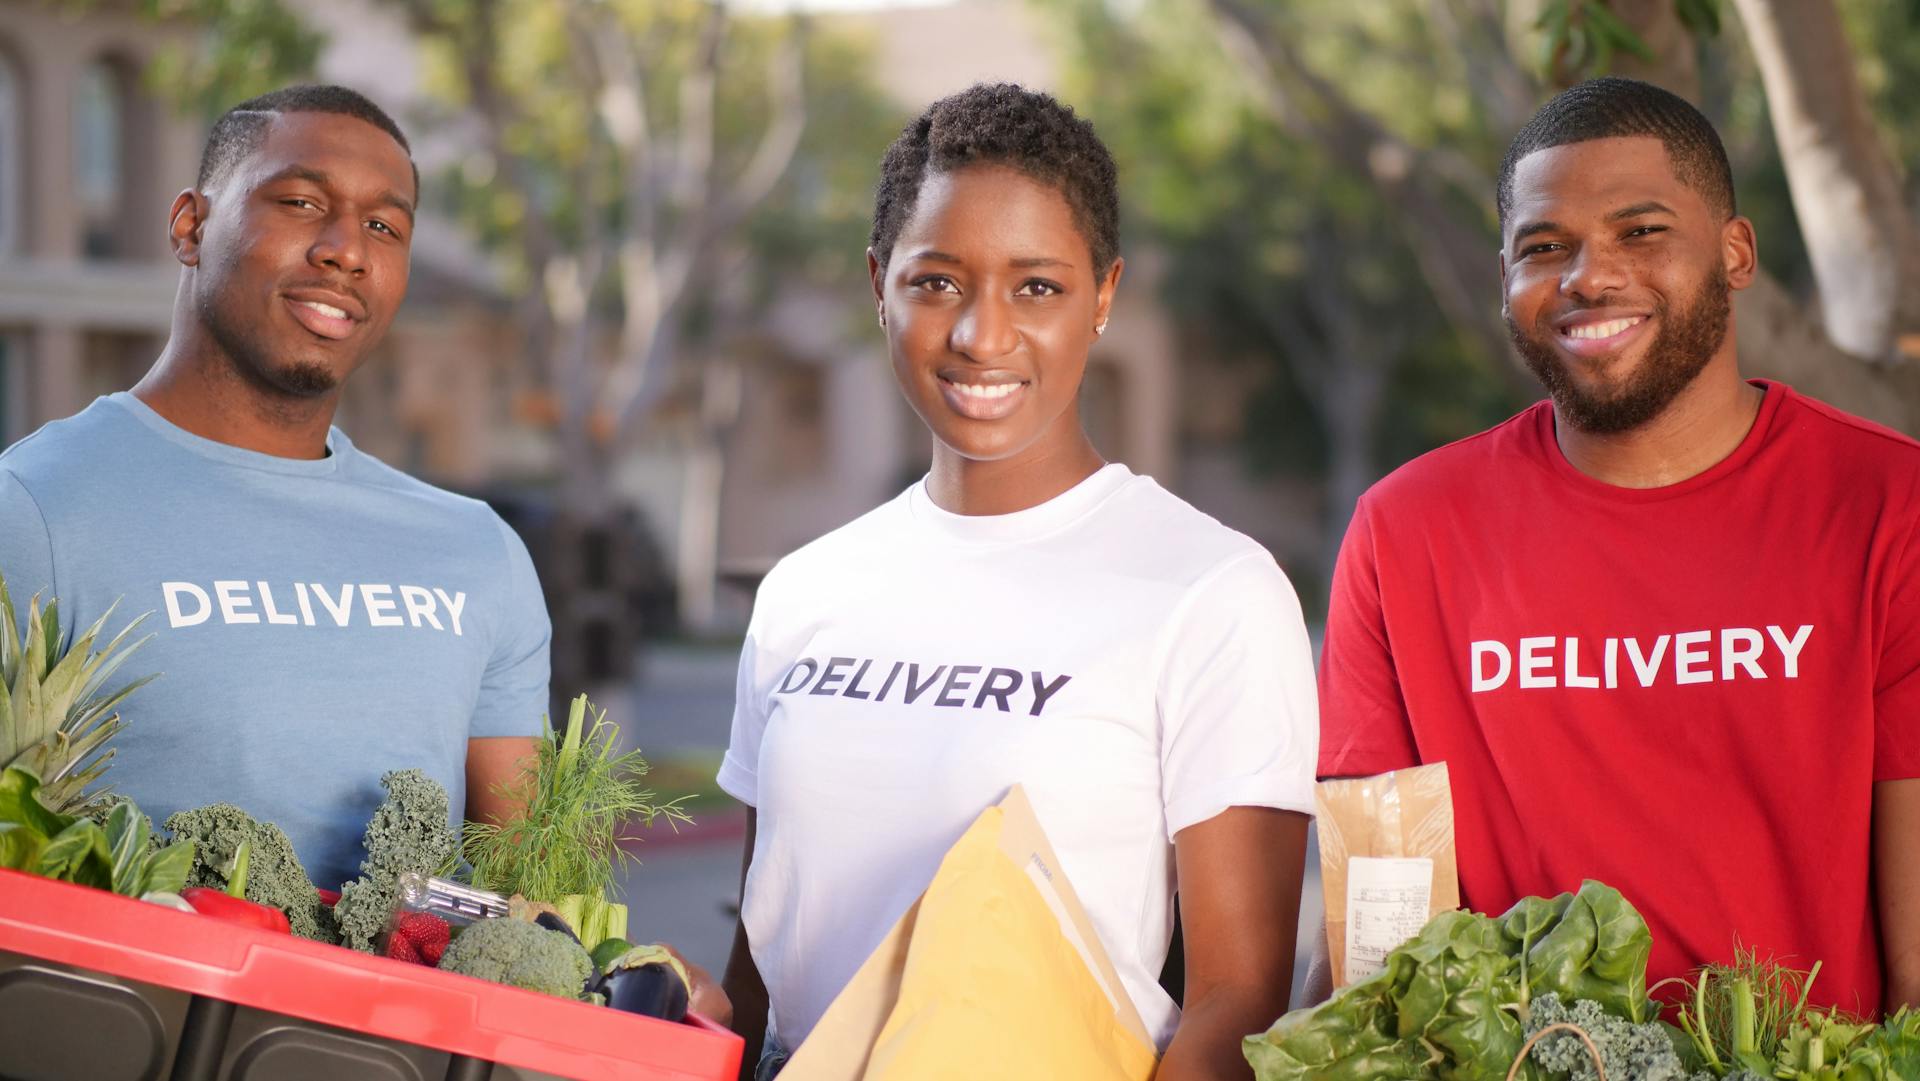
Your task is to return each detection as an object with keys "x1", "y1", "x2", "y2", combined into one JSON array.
[
  {"x1": 1669, "y1": 948, "x2": 1833, "y2": 1076},
  {"x1": 463, "y1": 695, "x2": 689, "y2": 902}
]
